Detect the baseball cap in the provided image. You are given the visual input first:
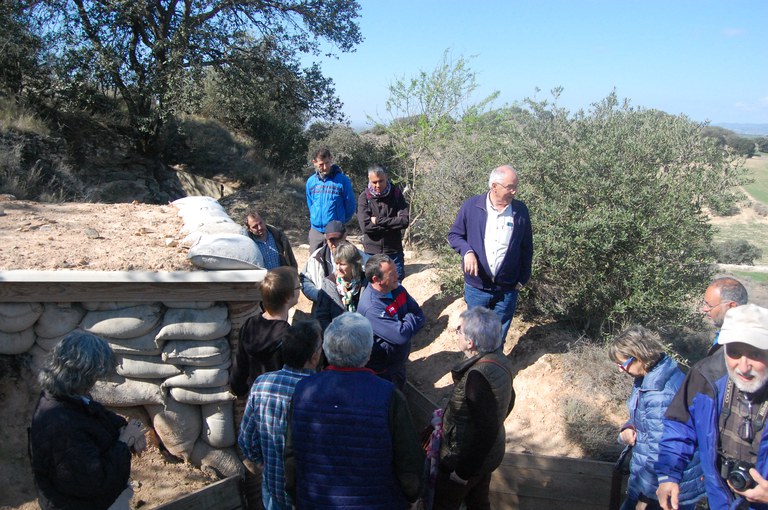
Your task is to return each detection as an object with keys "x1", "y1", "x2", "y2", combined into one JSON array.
[
  {"x1": 718, "y1": 304, "x2": 768, "y2": 350},
  {"x1": 324, "y1": 220, "x2": 346, "y2": 239}
]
